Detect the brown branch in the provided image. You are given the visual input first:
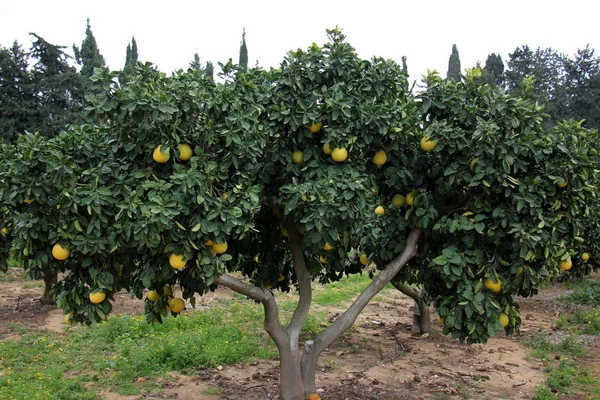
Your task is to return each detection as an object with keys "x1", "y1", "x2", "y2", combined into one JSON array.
[
  {"x1": 215, "y1": 274, "x2": 289, "y2": 350},
  {"x1": 310, "y1": 228, "x2": 422, "y2": 356}
]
